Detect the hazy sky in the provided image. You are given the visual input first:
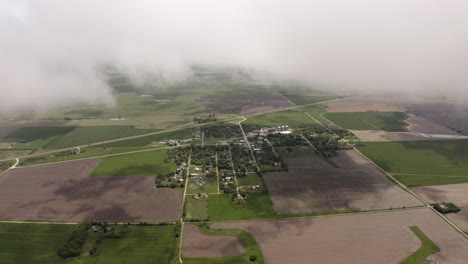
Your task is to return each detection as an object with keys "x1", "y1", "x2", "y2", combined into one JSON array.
[{"x1": 1, "y1": 0, "x2": 468, "y2": 114}]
